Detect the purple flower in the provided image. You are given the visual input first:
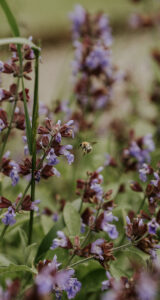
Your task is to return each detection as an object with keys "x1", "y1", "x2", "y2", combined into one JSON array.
[
  {"x1": 86, "y1": 46, "x2": 110, "y2": 72},
  {"x1": 65, "y1": 277, "x2": 81, "y2": 299},
  {"x1": 46, "y1": 149, "x2": 59, "y2": 166},
  {"x1": 31, "y1": 199, "x2": 40, "y2": 212},
  {"x1": 50, "y1": 231, "x2": 68, "y2": 250},
  {"x1": 150, "y1": 172, "x2": 159, "y2": 187},
  {"x1": 0, "y1": 118, "x2": 5, "y2": 132},
  {"x1": 0, "y1": 61, "x2": 4, "y2": 72},
  {"x1": 69, "y1": 5, "x2": 86, "y2": 39},
  {"x1": 2, "y1": 207, "x2": 16, "y2": 226},
  {"x1": 136, "y1": 272, "x2": 157, "y2": 300},
  {"x1": 91, "y1": 239, "x2": 104, "y2": 260},
  {"x1": 139, "y1": 163, "x2": 150, "y2": 182},
  {"x1": 101, "y1": 212, "x2": 118, "y2": 239},
  {"x1": 148, "y1": 218, "x2": 159, "y2": 235},
  {"x1": 36, "y1": 255, "x2": 81, "y2": 298},
  {"x1": 9, "y1": 161, "x2": 19, "y2": 186},
  {"x1": 55, "y1": 132, "x2": 62, "y2": 143},
  {"x1": 143, "y1": 134, "x2": 155, "y2": 152},
  {"x1": 102, "y1": 271, "x2": 112, "y2": 291},
  {"x1": 52, "y1": 212, "x2": 59, "y2": 222},
  {"x1": 90, "y1": 180, "x2": 103, "y2": 201},
  {"x1": 53, "y1": 167, "x2": 61, "y2": 177},
  {"x1": 59, "y1": 145, "x2": 74, "y2": 165}
]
